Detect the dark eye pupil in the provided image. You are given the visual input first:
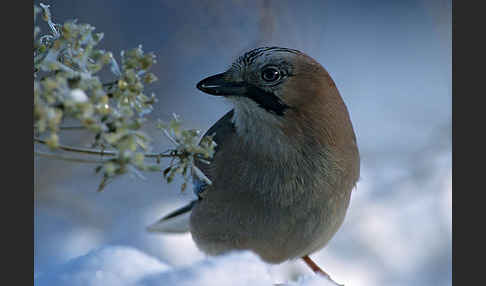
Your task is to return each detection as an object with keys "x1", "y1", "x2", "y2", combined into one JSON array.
[{"x1": 262, "y1": 68, "x2": 280, "y2": 82}]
